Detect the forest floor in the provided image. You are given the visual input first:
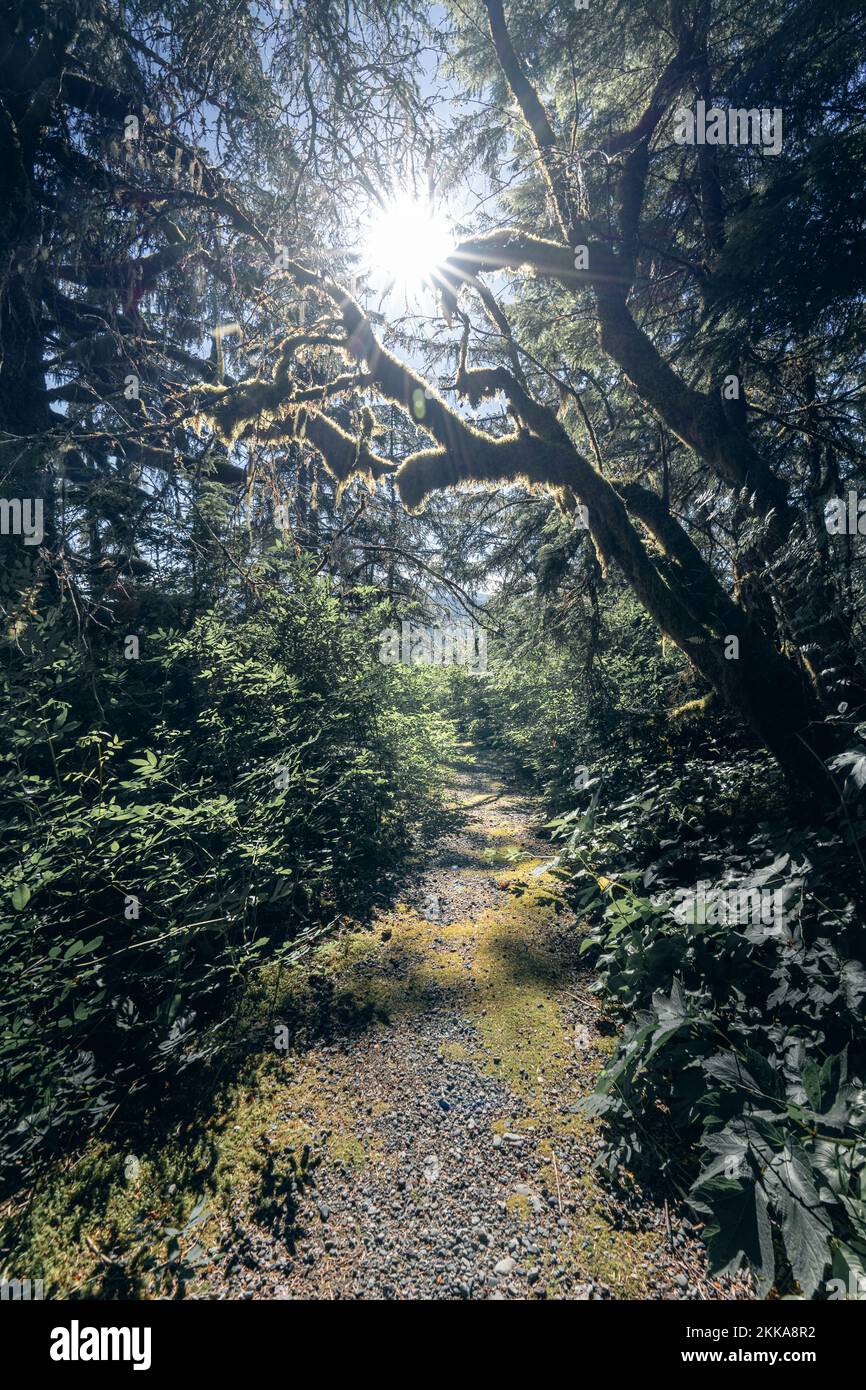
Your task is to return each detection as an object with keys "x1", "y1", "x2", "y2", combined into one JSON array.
[
  {"x1": 197, "y1": 747, "x2": 751, "y2": 1301},
  {"x1": 10, "y1": 746, "x2": 754, "y2": 1299}
]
